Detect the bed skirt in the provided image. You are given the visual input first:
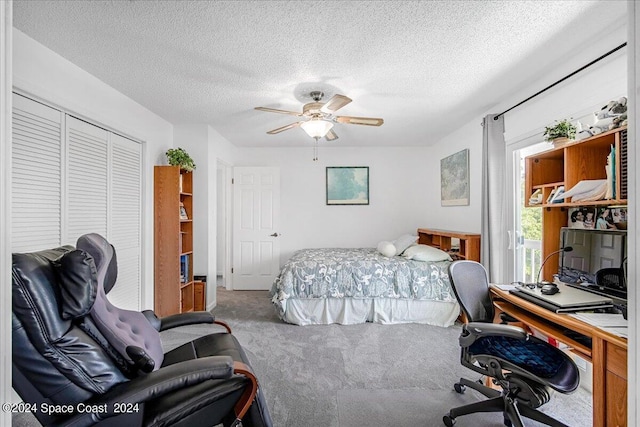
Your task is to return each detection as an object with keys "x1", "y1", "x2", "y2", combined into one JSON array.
[{"x1": 280, "y1": 297, "x2": 460, "y2": 326}]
